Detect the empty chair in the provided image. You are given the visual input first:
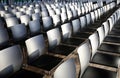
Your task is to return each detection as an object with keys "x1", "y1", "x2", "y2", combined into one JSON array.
[
  {"x1": 0, "y1": 45, "x2": 43, "y2": 78},
  {"x1": 29, "y1": 20, "x2": 41, "y2": 36},
  {"x1": 85, "y1": 13, "x2": 91, "y2": 26},
  {"x1": 42, "y1": 16, "x2": 53, "y2": 31},
  {"x1": 81, "y1": 7, "x2": 85, "y2": 15},
  {"x1": 90, "y1": 11, "x2": 95, "y2": 23},
  {"x1": 5, "y1": 17, "x2": 19, "y2": 28},
  {"x1": 25, "y1": 34, "x2": 76, "y2": 78},
  {"x1": 97, "y1": 26, "x2": 105, "y2": 45},
  {"x1": 25, "y1": 34, "x2": 62, "y2": 71},
  {"x1": 48, "y1": 10, "x2": 56, "y2": 17},
  {"x1": 26, "y1": 10, "x2": 33, "y2": 16},
  {"x1": 71, "y1": 19, "x2": 81, "y2": 34},
  {"x1": 47, "y1": 28, "x2": 75, "y2": 56},
  {"x1": 103, "y1": 21, "x2": 110, "y2": 36},
  {"x1": 88, "y1": 31, "x2": 99, "y2": 57},
  {"x1": 61, "y1": 23, "x2": 85, "y2": 46},
  {"x1": 10, "y1": 23, "x2": 27, "y2": 42},
  {"x1": 77, "y1": 40, "x2": 117, "y2": 78},
  {"x1": 67, "y1": 10, "x2": 73, "y2": 20},
  {"x1": 15, "y1": 12, "x2": 24, "y2": 18},
  {"x1": 79, "y1": 16, "x2": 87, "y2": 29},
  {"x1": 52, "y1": 14, "x2": 61, "y2": 26},
  {"x1": 77, "y1": 8, "x2": 82, "y2": 16},
  {"x1": 55, "y1": 8, "x2": 61, "y2": 15},
  {"x1": 41, "y1": 11, "x2": 49, "y2": 17},
  {"x1": 32, "y1": 13, "x2": 40, "y2": 20},
  {"x1": 60, "y1": 12, "x2": 68, "y2": 23},
  {"x1": 20, "y1": 15, "x2": 30, "y2": 26},
  {"x1": 71, "y1": 18, "x2": 92, "y2": 39},
  {"x1": 34, "y1": 8, "x2": 41, "y2": 14},
  {"x1": 94, "y1": 10, "x2": 99, "y2": 21},
  {"x1": 71, "y1": 9, "x2": 78, "y2": 18}
]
